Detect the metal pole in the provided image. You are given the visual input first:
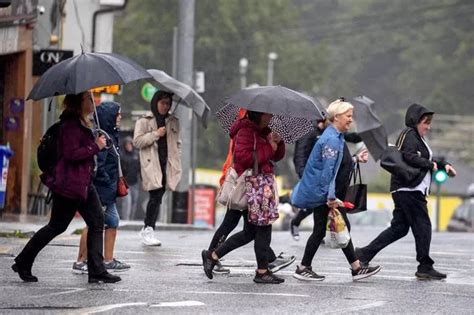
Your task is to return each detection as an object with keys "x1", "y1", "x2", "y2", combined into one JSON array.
[
  {"x1": 172, "y1": 27, "x2": 178, "y2": 78},
  {"x1": 267, "y1": 52, "x2": 278, "y2": 86},
  {"x1": 239, "y1": 58, "x2": 248, "y2": 89},
  {"x1": 174, "y1": 0, "x2": 195, "y2": 223},
  {"x1": 435, "y1": 183, "x2": 441, "y2": 232}
]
